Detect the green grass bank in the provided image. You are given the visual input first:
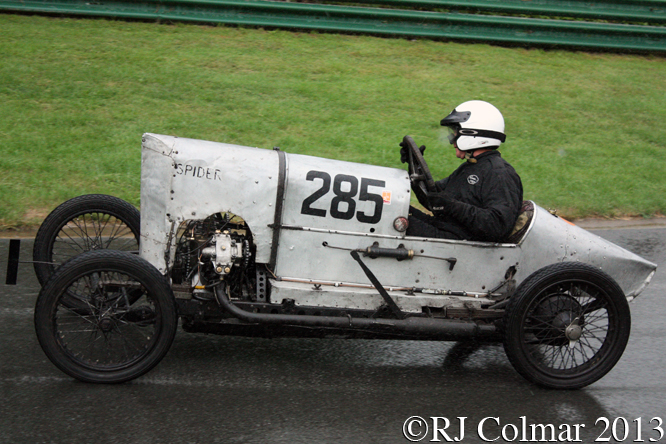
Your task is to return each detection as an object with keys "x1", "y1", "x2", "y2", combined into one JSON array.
[{"x1": 1, "y1": 13, "x2": 665, "y2": 228}]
